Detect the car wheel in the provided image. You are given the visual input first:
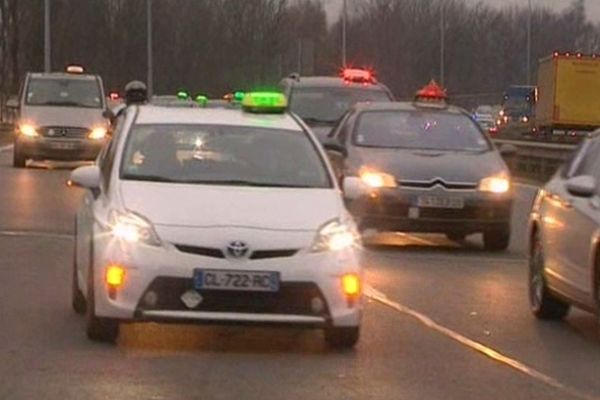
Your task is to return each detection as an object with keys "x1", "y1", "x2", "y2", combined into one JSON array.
[
  {"x1": 324, "y1": 326, "x2": 360, "y2": 349},
  {"x1": 13, "y1": 145, "x2": 26, "y2": 168},
  {"x1": 85, "y1": 252, "x2": 119, "y2": 342},
  {"x1": 71, "y1": 231, "x2": 87, "y2": 315},
  {"x1": 483, "y1": 226, "x2": 510, "y2": 251},
  {"x1": 446, "y1": 232, "x2": 466, "y2": 242},
  {"x1": 529, "y1": 232, "x2": 570, "y2": 320}
]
